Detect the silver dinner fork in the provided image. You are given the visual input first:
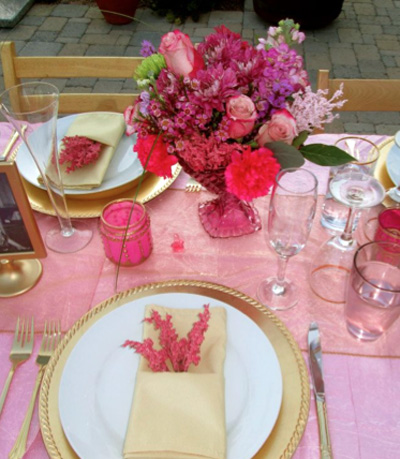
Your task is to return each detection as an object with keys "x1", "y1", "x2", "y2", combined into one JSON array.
[
  {"x1": 0, "y1": 318, "x2": 34, "y2": 416},
  {"x1": 185, "y1": 177, "x2": 202, "y2": 192},
  {"x1": 9, "y1": 320, "x2": 61, "y2": 459}
]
